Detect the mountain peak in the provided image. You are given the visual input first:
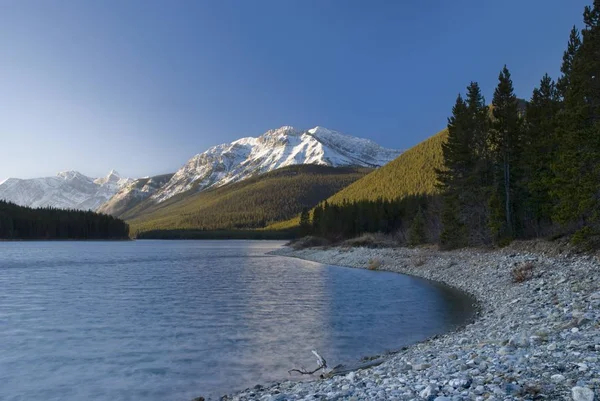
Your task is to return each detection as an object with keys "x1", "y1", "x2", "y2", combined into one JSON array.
[
  {"x1": 105, "y1": 170, "x2": 121, "y2": 181},
  {"x1": 151, "y1": 125, "x2": 401, "y2": 203},
  {"x1": 56, "y1": 170, "x2": 87, "y2": 180}
]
